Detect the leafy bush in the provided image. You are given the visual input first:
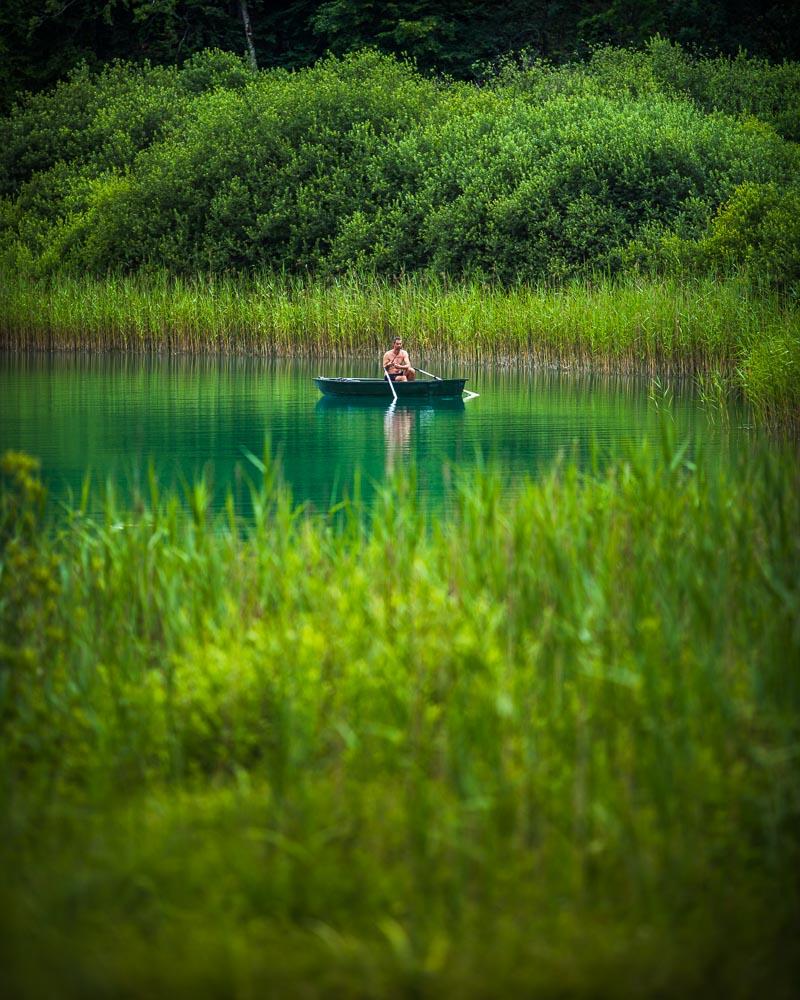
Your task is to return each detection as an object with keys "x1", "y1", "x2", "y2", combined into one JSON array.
[
  {"x1": 703, "y1": 182, "x2": 800, "y2": 287},
  {"x1": 625, "y1": 181, "x2": 800, "y2": 295},
  {"x1": 0, "y1": 50, "x2": 255, "y2": 199},
  {"x1": 1, "y1": 45, "x2": 798, "y2": 284},
  {"x1": 482, "y1": 37, "x2": 800, "y2": 142},
  {"x1": 642, "y1": 36, "x2": 800, "y2": 143}
]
